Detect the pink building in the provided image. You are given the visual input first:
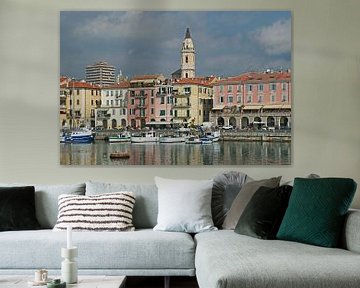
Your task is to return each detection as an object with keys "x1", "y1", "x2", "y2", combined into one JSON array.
[
  {"x1": 128, "y1": 74, "x2": 165, "y2": 128},
  {"x1": 211, "y1": 70, "x2": 291, "y2": 130}
]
